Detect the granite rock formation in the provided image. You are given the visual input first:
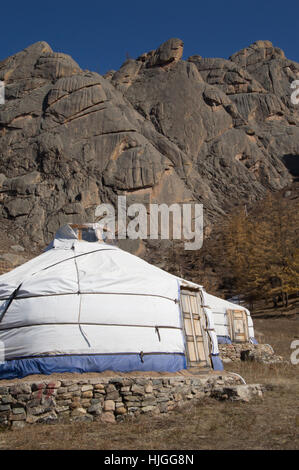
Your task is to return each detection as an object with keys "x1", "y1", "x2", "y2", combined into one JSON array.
[{"x1": 0, "y1": 38, "x2": 298, "y2": 252}]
